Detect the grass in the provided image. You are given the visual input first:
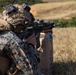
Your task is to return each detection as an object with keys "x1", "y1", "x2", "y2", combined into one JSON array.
[
  {"x1": 30, "y1": 1, "x2": 76, "y2": 20},
  {"x1": 53, "y1": 27, "x2": 76, "y2": 75},
  {"x1": 42, "y1": 0, "x2": 76, "y2": 2}
]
